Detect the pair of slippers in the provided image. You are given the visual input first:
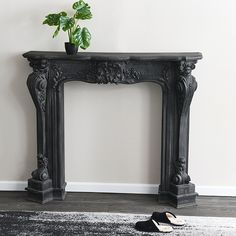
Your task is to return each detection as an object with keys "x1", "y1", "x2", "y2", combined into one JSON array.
[{"x1": 135, "y1": 211, "x2": 185, "y2": 233}]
